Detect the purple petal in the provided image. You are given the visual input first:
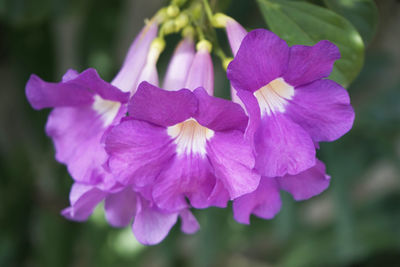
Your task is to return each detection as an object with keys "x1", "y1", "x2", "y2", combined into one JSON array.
[
  {"x1": 233, "y1": 178, "x2": 281, "y2": 224},
  {"x1": 224, "y1": 18, "x2": 247, "y2": 108},
  {"x1": 95, "y1": 174, "x2": 122, "y2": 193},
  {"x1": 163, "y1": 38, "x2": 195, "y2": 91},
  {"x1": 62, "y1": 69, "x2": 79, "y2": 82},
  {"x1": 128, "y1": 82, "x2": 197, "y2": 127},
  {"x1": 230, "y1": 87, "x2": 246, "y2": 110},
  {"x1": 207, "y1": 179, "x2": 230, "y2": 208},
  {"x1": 180, "y1": 209, "x2": 200, "y2": 234},
  {"x1": 105, "y1": 119, "x2": 175, "y2": 186},
  {"x1": 283, "y1": 40, "x2": 340, "y2": 87},
  {"x1": 226, "y1": 17, "x2": 247, "y2": 56},
  {"x1": 132, "y1": 198, "x2": 178, "y2": 245},
  {"x1": 278, "y1": 159, "x2": 331, "y2": 201},
  {"x1": 62, "y1": 183, "x2": 106, "y2": 221},
  {"x1": 76, "y1": 69, "x2": 130, "y2": 103},
  {"x1": 193, "y1": 87, "x2": 248, "y2": 132},
  {"x1": 227, "y1": 29, "x2": 289, "y2": 93},
  {"x1": 254, "y1": 114, "x2": 316, "y2": 177},
  {"x1": 104, "y1": 187, "x2": 137, "y2": 227},
  {"x1": 207, "y1": 131, "x2": 260, "y2": 199},
  {"x1": 185, "y1": 49, "x2": 214, "y2": 94},
  {"x1": 26, "y1": 74, "x2": 93, "y2": 110},
  {"x1": 111, "y1": 20, "x2": 158, "y2": 93},
  {"x1": 136, "y1": 57, "x2": 159, "y2": 88},
  {"x1": 152, "y1": 155, "x2": 217, "y2": 211},
  {"x1": 26, "y1": 68, "x2": 129, "y2": 110},
  {"x1": 46, "y1": 106, "x2": 123, "y2": 184},
  {"x1": 286, "y1": 79, "x2": 355, "y2": 142},
  {"x1": 236, "y1": 89, "x2": 261, "y2": 142}
]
